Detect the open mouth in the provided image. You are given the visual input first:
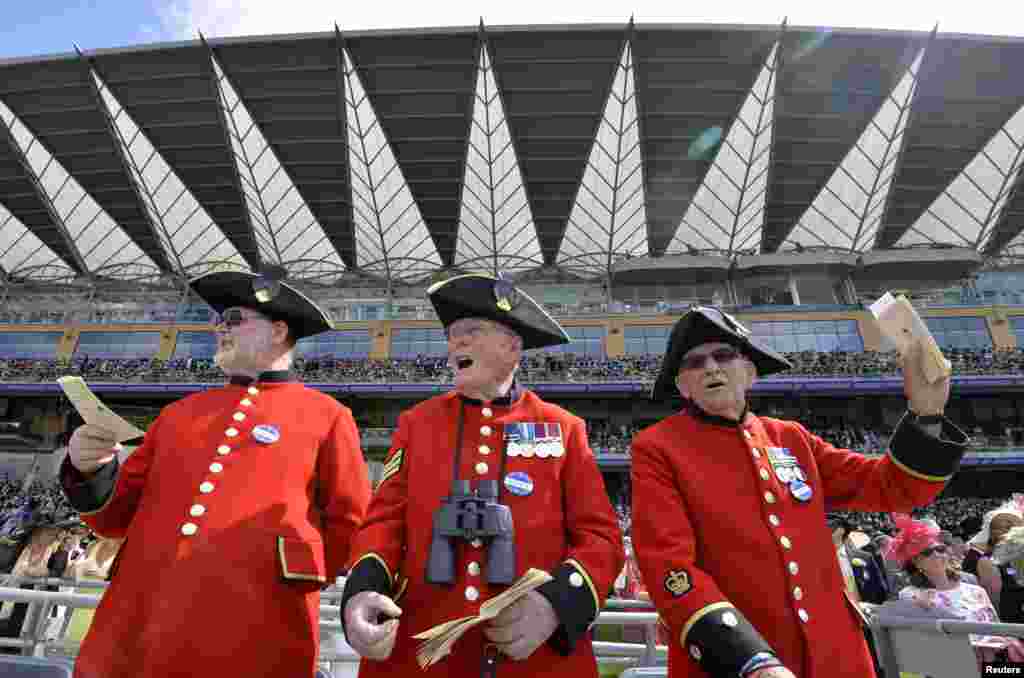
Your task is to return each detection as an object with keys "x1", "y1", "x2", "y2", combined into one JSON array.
[
  {"x1": 455, "y1": 357, "x2": 474, "y2": 370},
  {"x1": 705, "y1": 380, "x2": 726, "y2": 390}
]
